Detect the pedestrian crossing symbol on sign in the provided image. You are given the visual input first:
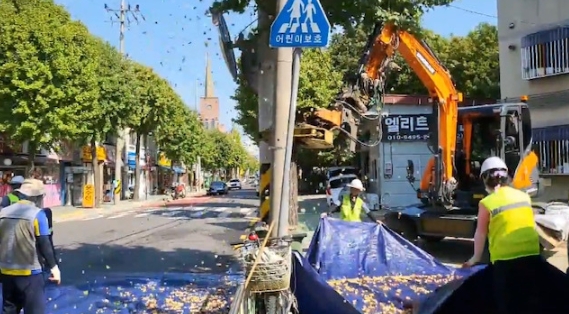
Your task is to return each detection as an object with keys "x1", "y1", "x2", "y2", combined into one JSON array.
[{"x1": 269, "y1": 0, "x2": 330, "y2": 48}]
